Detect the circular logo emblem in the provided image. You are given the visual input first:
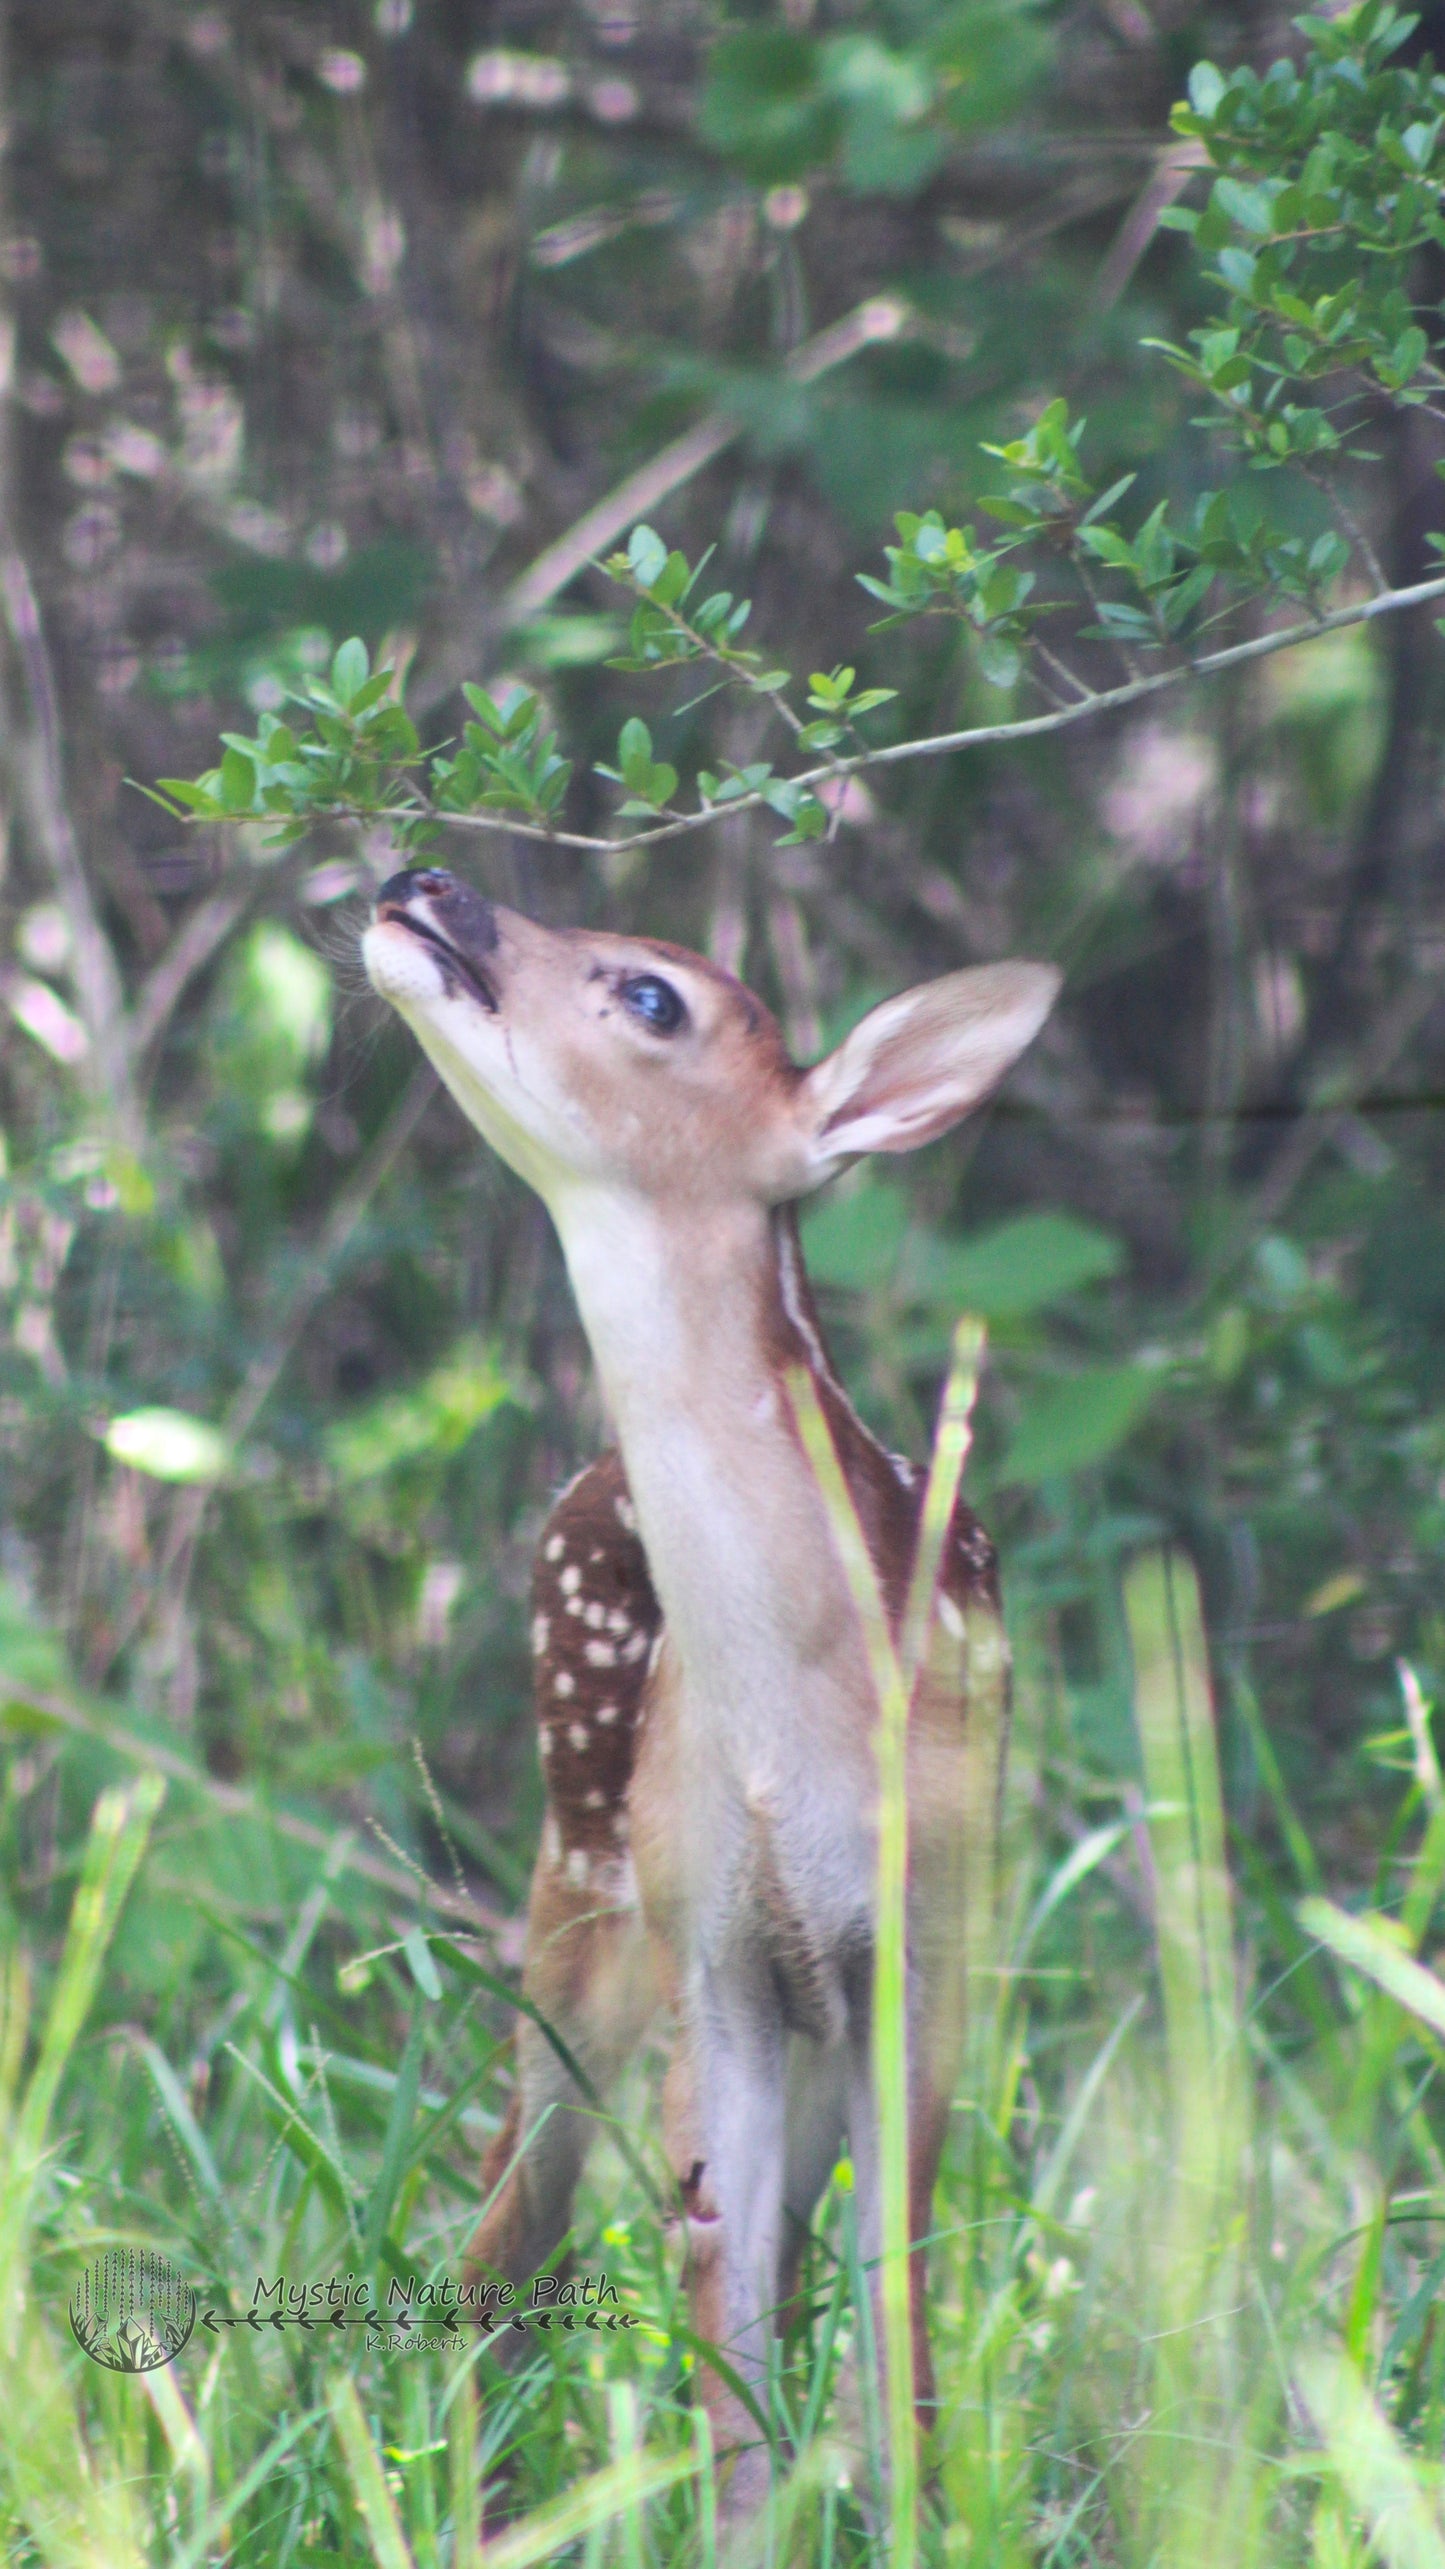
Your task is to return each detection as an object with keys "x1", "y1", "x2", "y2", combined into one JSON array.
[{"x1": 69, "y1": 2249, "x2": 196, "y2": 2373}]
